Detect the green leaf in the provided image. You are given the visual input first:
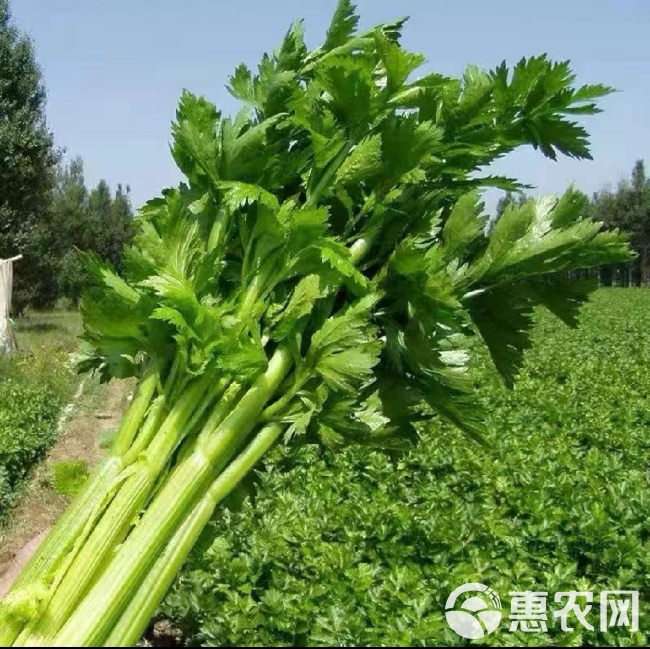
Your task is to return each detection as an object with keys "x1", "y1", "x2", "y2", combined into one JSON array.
[
  {"x1": 309, "y1": 293, "x2": 380, "y2": 360},
  {"x1": 275, "y1": 20, "x2": 308, "y2": 72},
  {"x1": 323, "y1": 0, "x2": 359, "y2": 52},
  {"x1": 467, "y1": 284, "x2": 535, "y2": 387},
  {"x1": 81, "y1": 252, "x2": 140, "y2": 304},
  {"x1": 374, "y1": 30, "x2": 425, "y2": 94},
  {"x1": 218, "y1": 181, "x2": 280, "y2": 213},
  {"x1": 442, "y1": 193, "x2": 487, "y2": 261},
  {"x1": 140, "y1": 272, "x2": 201, "y2": 323},
  {"x1": 527, "y1": 275, "x2": 596, "y2": 327},
  {"x1": 171, "y1": 91, "x2": 220, "y2": 187},
  {"x1": 317, "y1": 343, "x2": 382, "y2": 393},
  {"x1": 334, "y1": 134, "x2": 383, "y2": 187},
  {"x1": 227, "y1": 64, "x2": 258, "y2": 108},
  {"x1": 272, "y1": 274, "x2": 329, "y2": 341},
  {"x1": 317, "y1": 239, "x2": 369, "y2": 294}
]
